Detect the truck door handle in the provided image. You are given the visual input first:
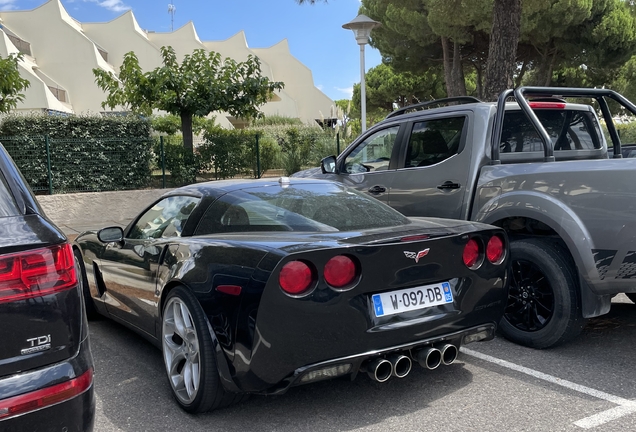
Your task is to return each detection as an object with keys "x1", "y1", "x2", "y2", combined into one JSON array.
[
  {"x1": 368, "y1": 185, "x2": 386, "y2": 195},
  {"x1": 437, "y1": 181, "x2": 461, "y2": 190}
]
